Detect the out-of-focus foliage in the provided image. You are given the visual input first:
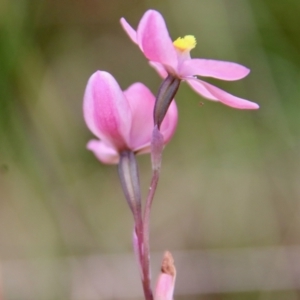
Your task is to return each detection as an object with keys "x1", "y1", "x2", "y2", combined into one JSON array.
[{"x1": 0, "y1": 0, "x2": 300, "y2": 299}]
